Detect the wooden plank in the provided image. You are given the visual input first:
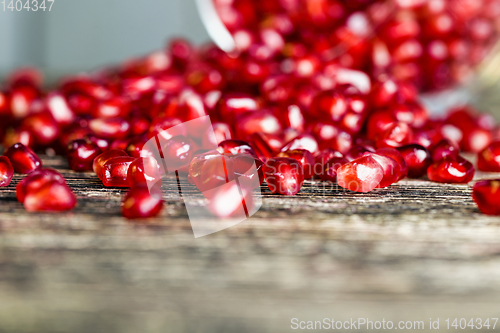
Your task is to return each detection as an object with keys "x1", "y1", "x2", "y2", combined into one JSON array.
[{"x1": 0, "y1": 155, "x2": 499, "y2": 333}]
